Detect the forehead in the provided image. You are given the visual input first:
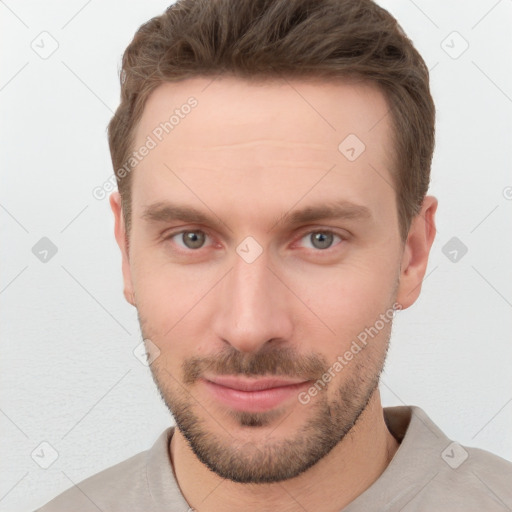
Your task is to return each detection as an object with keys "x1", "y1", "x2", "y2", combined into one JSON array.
[
  {"x1": 135, "y1": 76, "x2": 392, "y2": 155},
  {"x1": 130, "y1": 76, "x2": 396, "y2": 226}
]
